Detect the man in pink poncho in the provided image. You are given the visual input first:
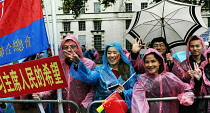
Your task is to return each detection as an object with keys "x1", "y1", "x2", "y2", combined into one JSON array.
[
  {"x1": 34, "y1": 35, "x2": 96, "y2": 113},
  {"x1": 132, "y1": 48, "x2": 194, "y2": 113},
  {"x1": 179, "y1": 35, "x2": 207, "y2": 113}
]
